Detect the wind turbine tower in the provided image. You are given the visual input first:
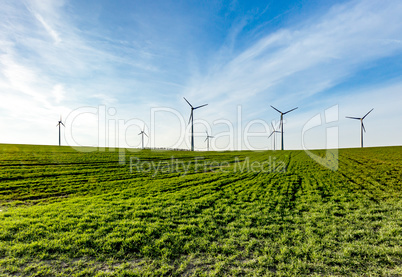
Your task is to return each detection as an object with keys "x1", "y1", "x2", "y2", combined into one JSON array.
[
  {"x1": 270, "y1": 106, "x2": 298, "y2": 150},
  {"x1": 184, "y1": 97, "x2": 208, "y2": 151},
  {"x1": 346, "y1": 108, "x2": 373, "y2": 148},
  {"x1": 56, "y1": 116, "x2": 65, "y2": 146}
]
